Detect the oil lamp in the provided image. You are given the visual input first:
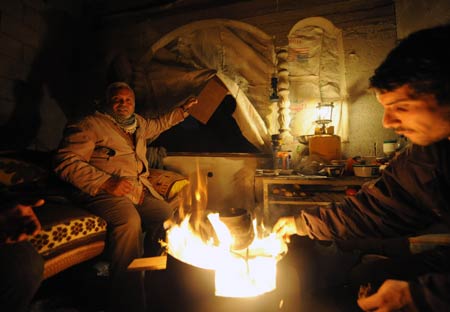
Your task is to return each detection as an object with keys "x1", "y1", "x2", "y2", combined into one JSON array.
[
  {"x1": 315, "y1": 102, "x2": 334, "y2": 134},
  {"x1": 309, "y1": 102, "x2": 342, "y2": 161}
]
